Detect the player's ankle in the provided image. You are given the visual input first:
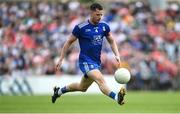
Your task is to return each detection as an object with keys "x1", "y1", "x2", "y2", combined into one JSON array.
[
  {"x1": 58, "y1": 88, "x2": 62, "y2": 95},
  {"x1": 115, "y1": 94, "x2": 118, "y2": 101}
]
